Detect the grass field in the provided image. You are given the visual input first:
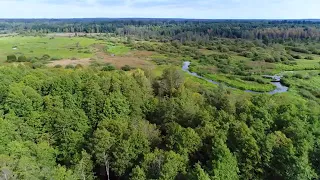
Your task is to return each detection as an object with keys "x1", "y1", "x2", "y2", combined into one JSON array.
[
  {"x1": 204, "y1": 74, "x2": 275, "y2": 92},
  {"x1": 1, "y1": 35, "x2": 318, "y2": 100},
  {"x1": 275, "y1": 59, "x2": 320, "y2": 72},
  {"x1": 106, "y1": 45, "x2": 131, "y2": 56},
  {"x1": 282, "y1": 71, "x2": 320, "y2": 100},
  {"x1": 0, "y1": 35, "x2": 157, "y2": 69},
  {"x1": 0, "y1": 36, "x2": 104, "y2": 61}
]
